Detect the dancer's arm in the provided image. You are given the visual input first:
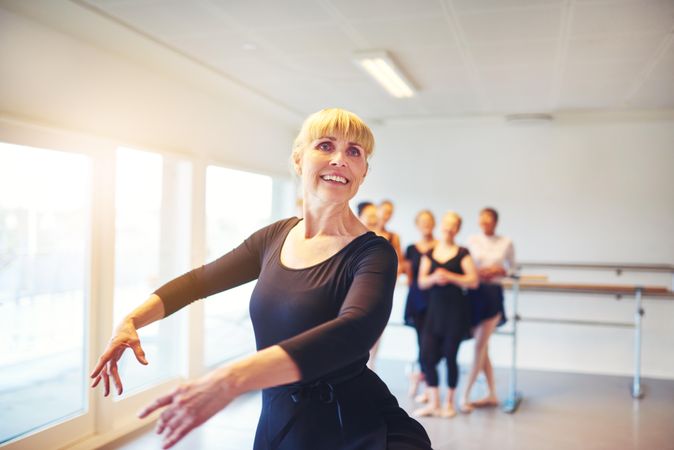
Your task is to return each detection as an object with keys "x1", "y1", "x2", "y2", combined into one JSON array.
[
  {"x1": 138, "y1": 345, "x2": 300, "y2": 449},
  {"x1": 437, "y1": 254, "x2": 479, "y2": 289}
]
